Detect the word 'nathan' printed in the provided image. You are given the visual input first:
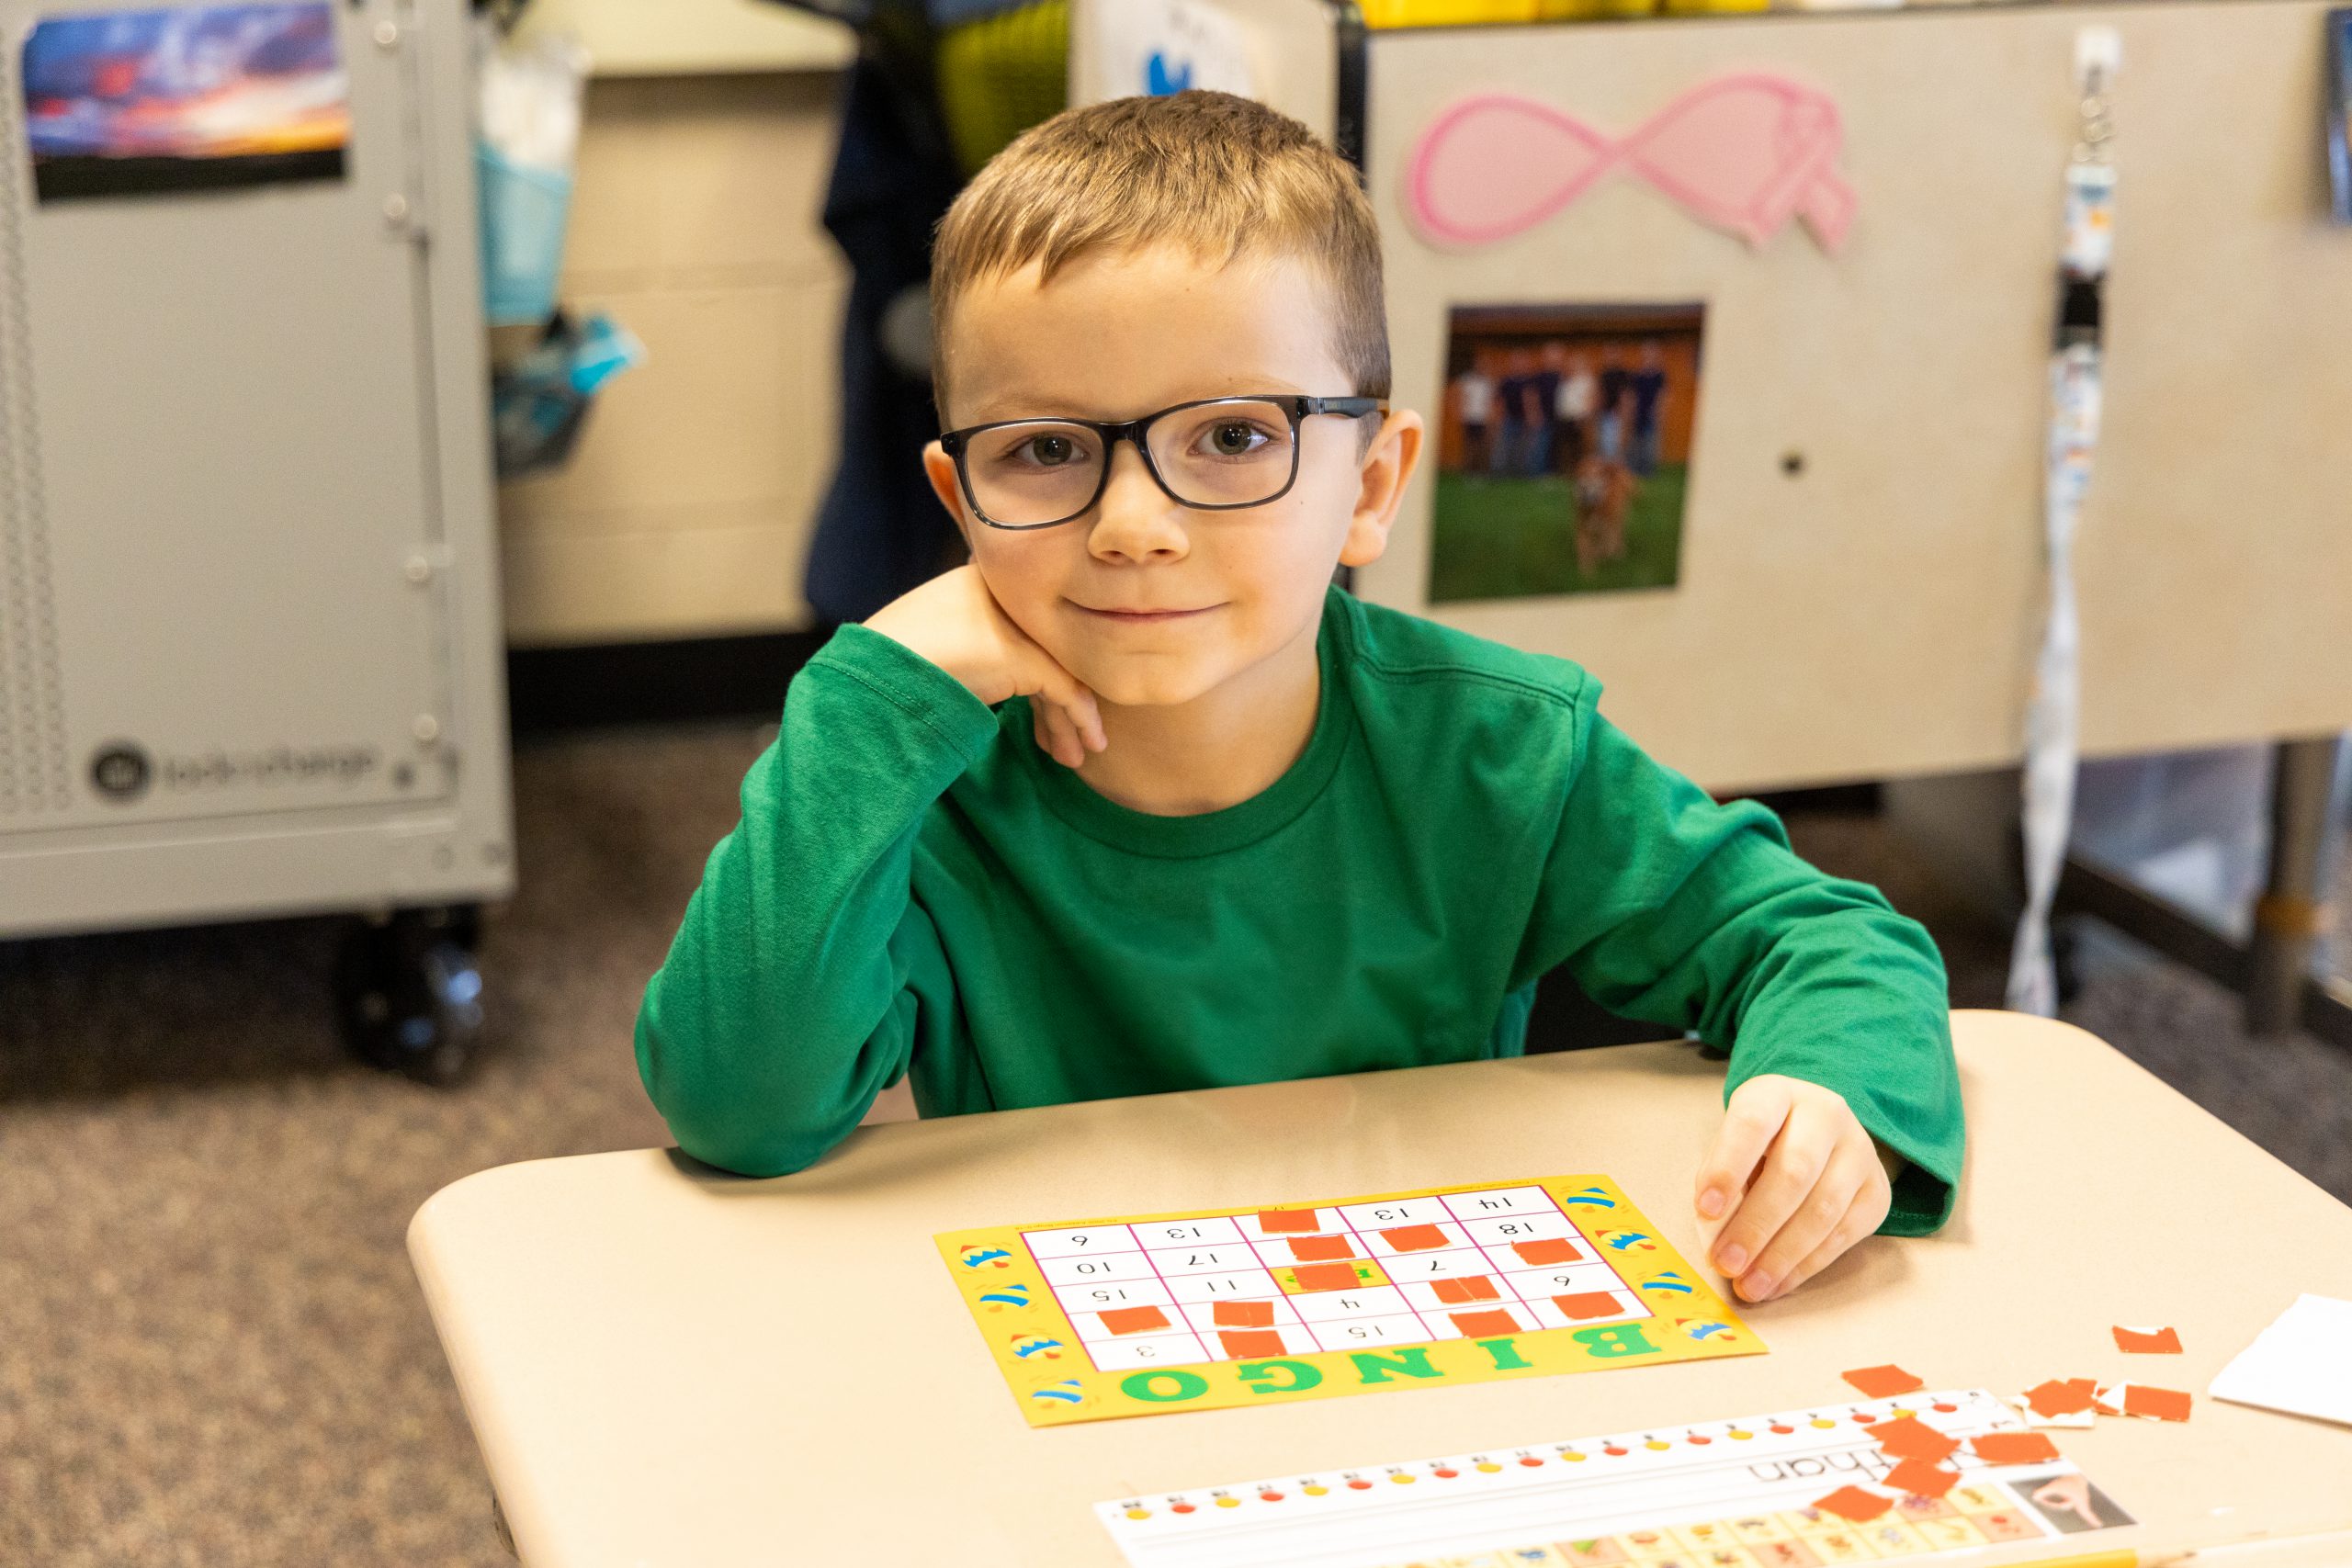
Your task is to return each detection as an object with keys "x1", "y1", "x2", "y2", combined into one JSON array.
[
  {"x1": 1095, "y1": 1387, "x2": 2134, "y2": 1568},
  {"x1": 935, "y1": 1175, "x2": 1759, "y2": 1426}
]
